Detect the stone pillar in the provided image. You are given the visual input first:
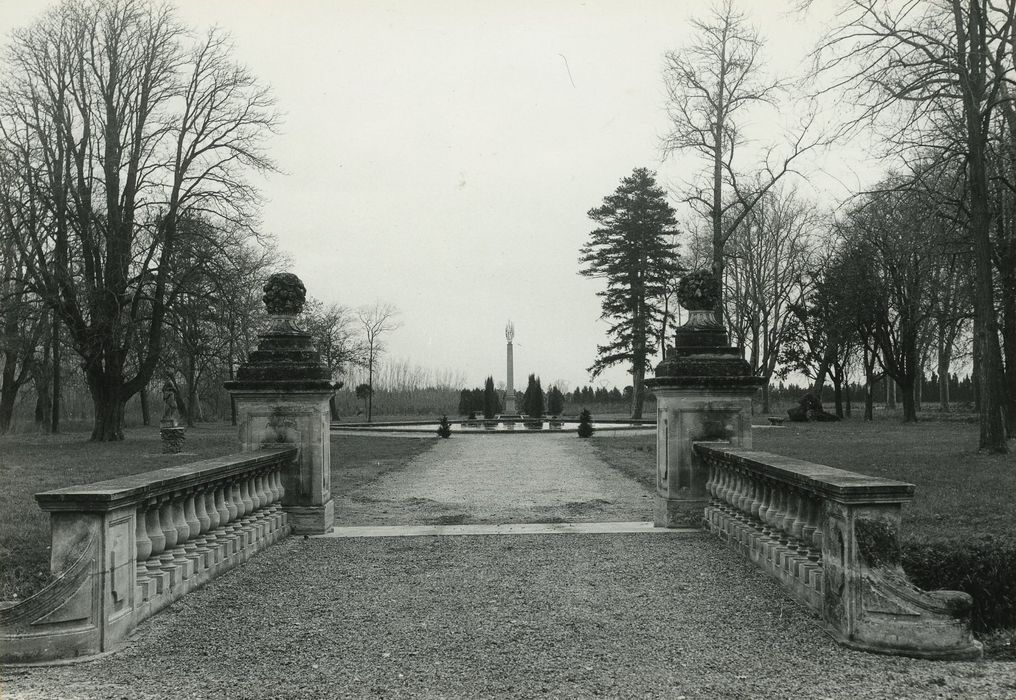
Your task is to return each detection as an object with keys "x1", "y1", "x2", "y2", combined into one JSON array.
[
  {"x1": 646, "y1": 271, "x2": 764, "y2": 528},
  {"x1": 224, "y1": 273, "x2": 335, "y2": 535}
]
